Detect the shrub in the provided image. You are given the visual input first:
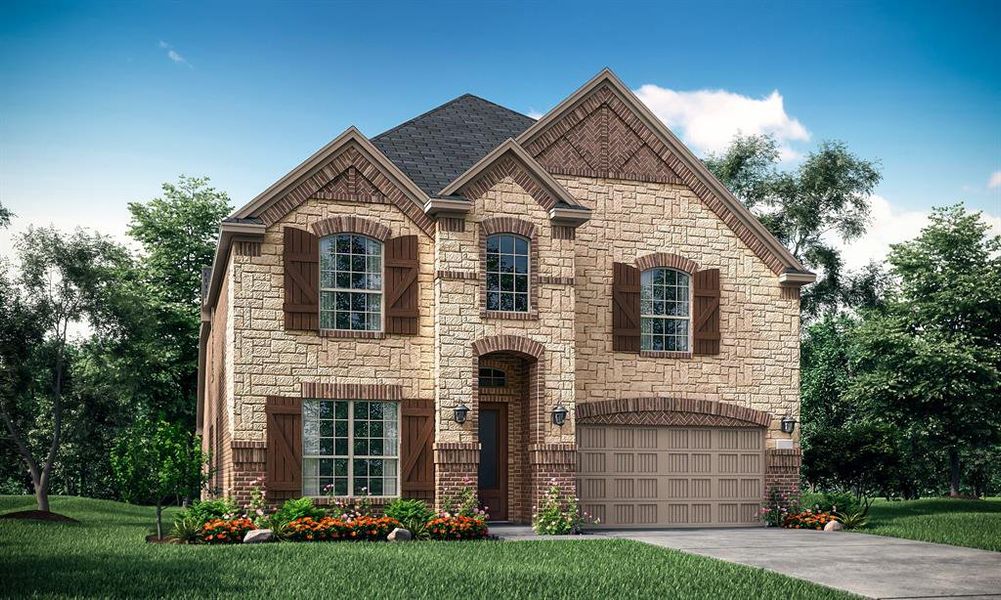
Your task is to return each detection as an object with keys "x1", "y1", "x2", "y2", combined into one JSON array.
[
  {"x1": 782, "y1": 509, "x2": 837, "y2": 530},
  {"x1": 283, "y1": 515, "x2": 401, "y2": 542},
  {"x1": 181, "y1": 498, "x2": 240, "y2": 525},
  {"x1": 201, "y1": 518, "x2": 254, "y2": 544},
  {"x1": 171, "y1": 514, "x2": 204, "y2": 544},
  {"x1": 326, "y1": 489, "x2": 374, "y2": 520},
  {"x1": 427, "y1": 515, "x2": 489, "y2": 540},
  {"x1": 834, "y1": 508, "x2": 869, "y2": 529},
  {"x1": 799, "y1": 491, "x2": 859, "y2": 515},
  {"x1": 532, "y1": 480, "x2": 598, "y2": 535},
  {"x1": 384, "y1": 499, "x2": 435, "y2": 539},
  {"x1": 439, "y1": 477, "x2": 489, "y2": 519},
  {"x1": 760, "y1": 487, "x2": 797, "y2": 527},
  {"x1": 272, "y1": 497, "x2": 325, "y2": 528}
]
